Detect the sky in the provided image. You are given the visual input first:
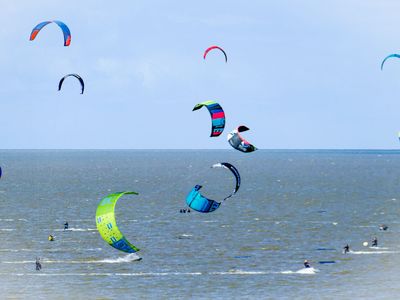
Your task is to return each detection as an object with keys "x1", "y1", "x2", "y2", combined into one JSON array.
[{"x1": 1, "y1": 0, "x2": 400, "y2": 149}]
